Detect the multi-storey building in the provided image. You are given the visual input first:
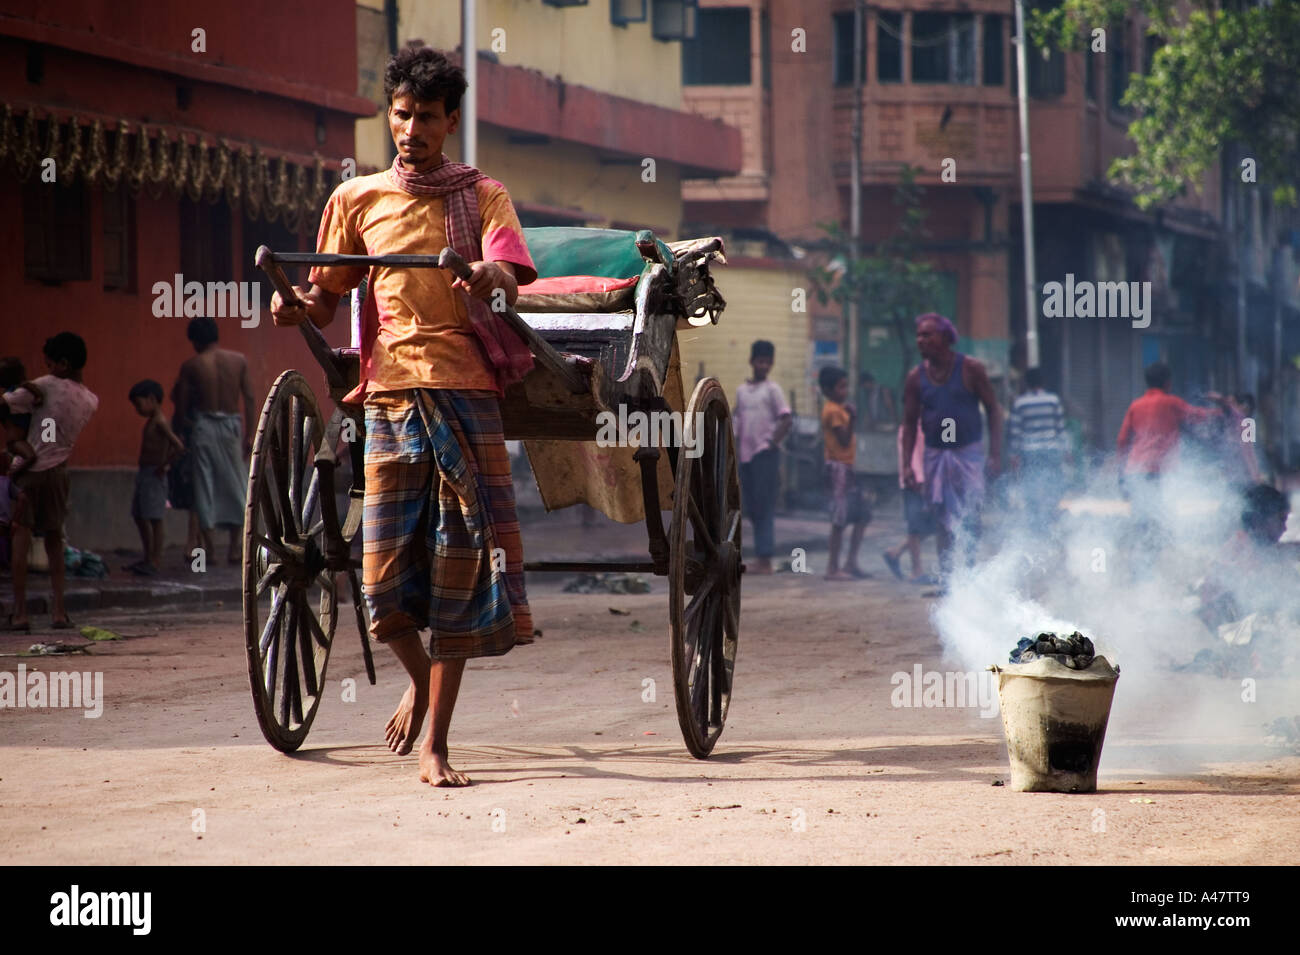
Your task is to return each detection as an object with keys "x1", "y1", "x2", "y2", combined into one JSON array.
[
  {"x1": 680, "y1": 0, "x2": 1300, "y2": 461},
  {"x1": 354, "y1": 0, "x2": 742, "y2": 236},
  {"x1": 351, "y1": 1, "x2": 804, "y2": 423}
]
